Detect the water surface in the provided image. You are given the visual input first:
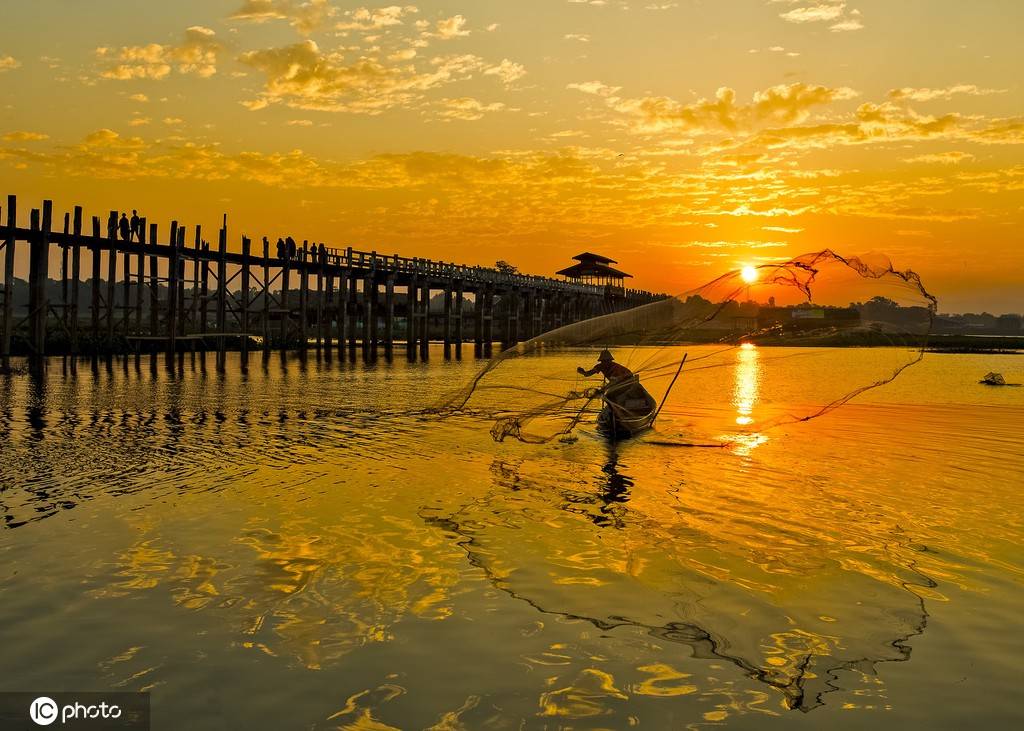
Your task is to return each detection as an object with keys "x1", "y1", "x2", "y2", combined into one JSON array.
[{"x1": 1, "y1": 347, "x2": 1021, "y2": 729}]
